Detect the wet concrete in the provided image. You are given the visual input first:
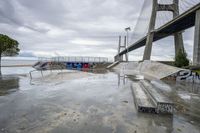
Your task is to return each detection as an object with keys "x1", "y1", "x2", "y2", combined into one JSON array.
[
  {"x1": 0, "y1": 69, "x2": 199, "y2": 133},
  {"x1": 0, "y1": 76, "x2": 19, "y2": 96},
  {"x1": 152, "y1": 80, "x2": 200, "y2": 123}
]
